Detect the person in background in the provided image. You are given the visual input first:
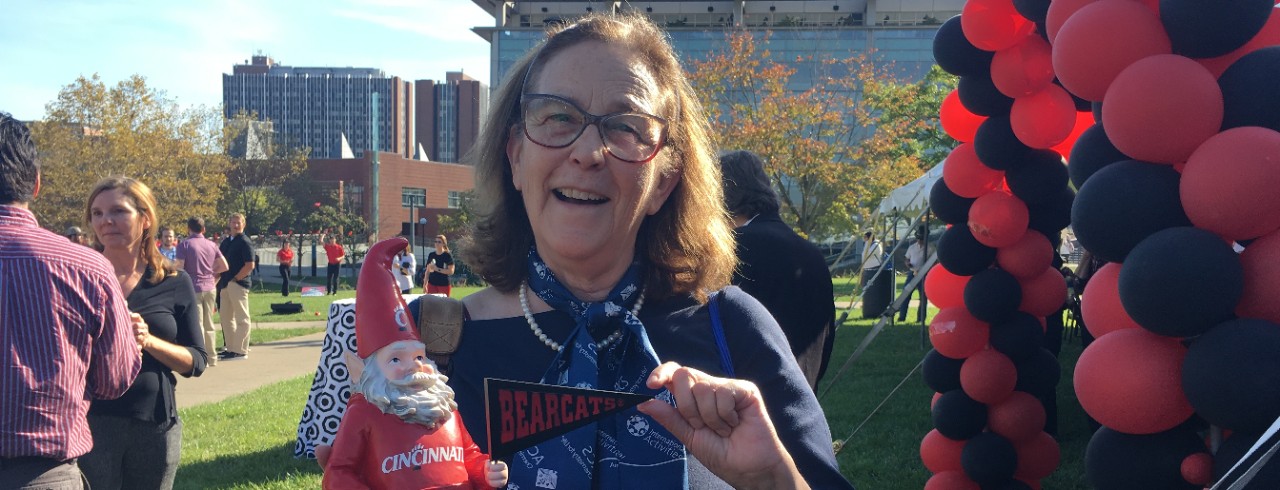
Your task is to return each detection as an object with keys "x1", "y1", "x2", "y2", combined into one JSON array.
[
  {"x1": 719, "y1": 149, "x2": 836, "y2": 389},
  {"x1": 80, "y1": 177, "x2": 207, "y2": 490},
  {"x1": 391, "y1": 241, "x2": 416, "y2": 295},
  {"x1": 424, "y1": 234, "x2": 453, "y2": 297},
  {"x1": 277, "y1": 238, "x2": 294, "y2": 297},
  {"x1": 217, "y1": 213, "x2": 254, "y2": 360},
  {"x1": 323, "y1": 235, "x2": 345, "y2": 296},
  {"x1": 65, "y1": 225, "x2": 90, "y2": 246},
  {"x1": 174, "y1": 217, "x2": 228, "y2": 365},
  {"x1": 412, "y1": 15, "x2": 852, "y2": 488},
  {"x1": 0, "y1": 111, "x2": 140, "y2": 490},
  {"x1": 898, "y1": 234, "x2": 928, "y2": 323},
  {"x1": 157, "y1": 226, "x2": 177, "y2": 262}
]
